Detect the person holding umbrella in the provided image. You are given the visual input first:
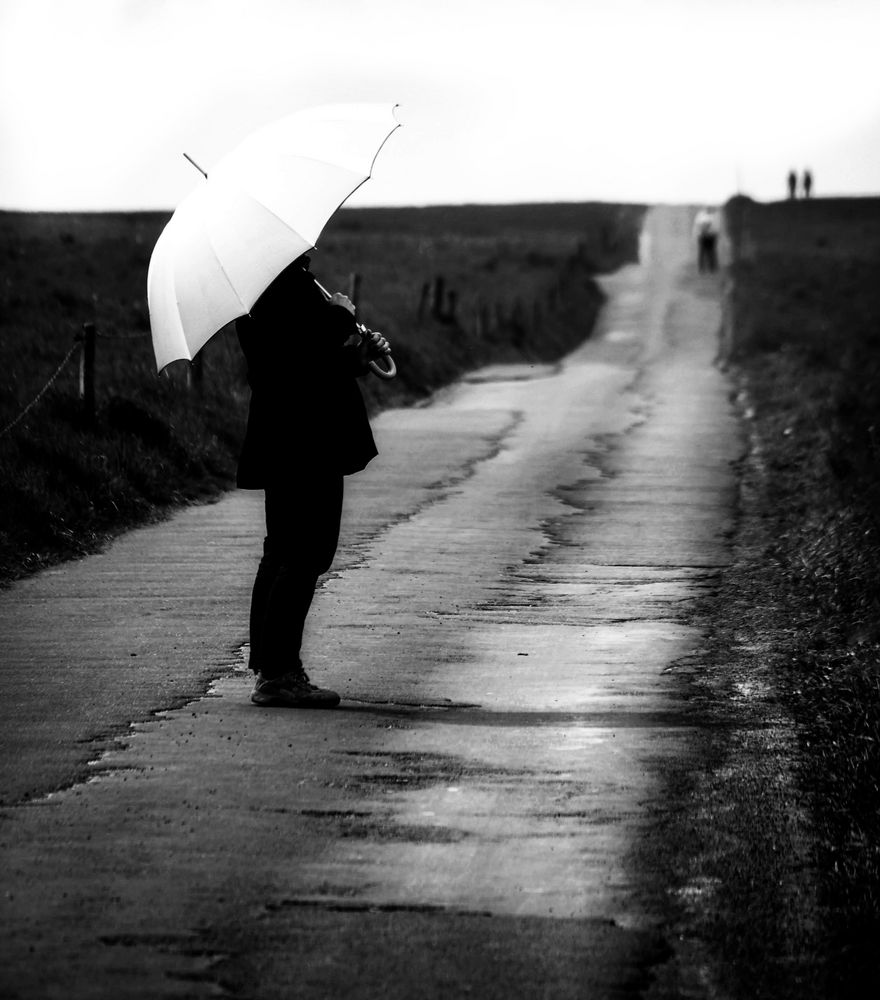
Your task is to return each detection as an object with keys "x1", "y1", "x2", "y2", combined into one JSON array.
[
  {"x1": 146, "y1": 104, "x2": 402, "y2": 707},
  {"x1": 236, "y1": 255, "x2": 390, "y2": 707}
]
